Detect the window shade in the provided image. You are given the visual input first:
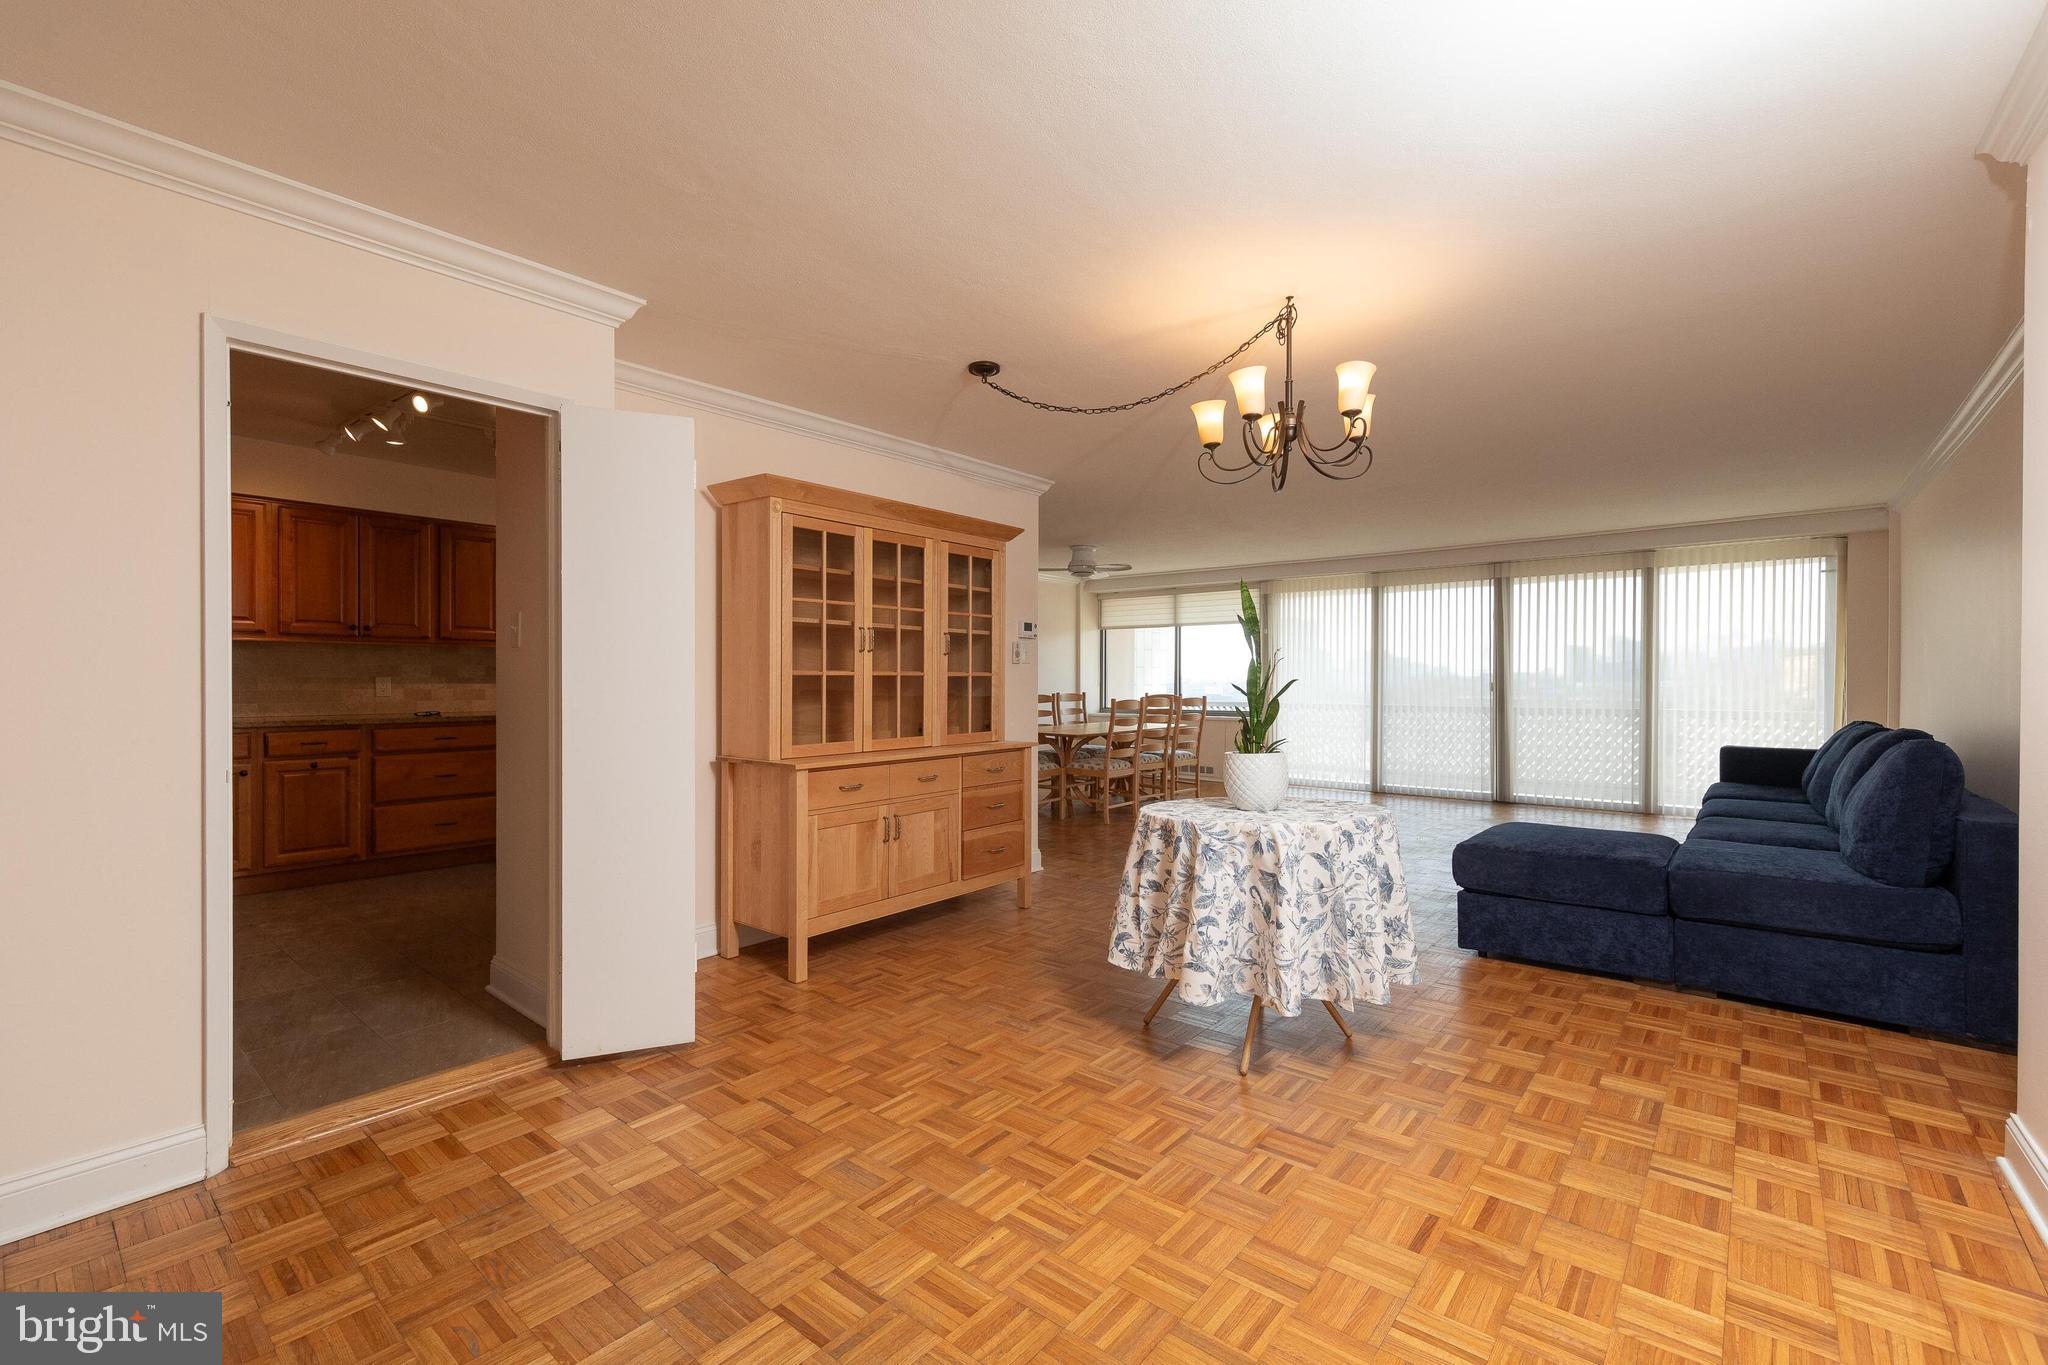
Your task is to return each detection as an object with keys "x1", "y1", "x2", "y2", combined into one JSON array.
[
  {"x1": 1505, "y1": 555, "x2": 1647, "y2": 810},
  {"x1": 1268, "y1": 575, "x2": 1372, "y2": 797},
  {"x1": 1651, "y1": 539, "x2": 1841, "y2": 813},
  {"x1": 1378, "y1": 570, "x2": 1495, "y2": 798},
  {"x1": 1097, "y1": 586, "x2": 1243, "y2": 629}
]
